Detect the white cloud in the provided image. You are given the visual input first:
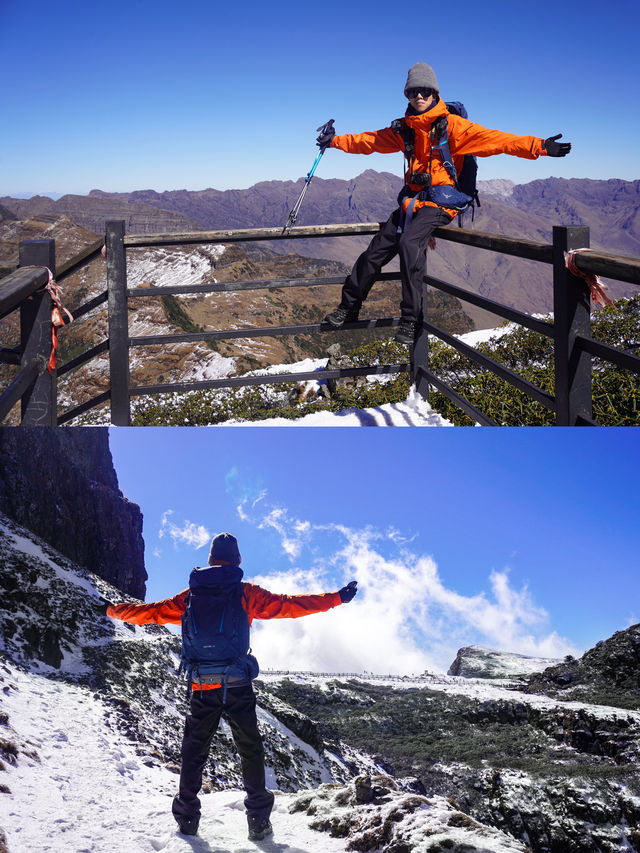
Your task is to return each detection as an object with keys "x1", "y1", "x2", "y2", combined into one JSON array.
[
  {"x1": 237, "y1": 505, "x2": 579, "y2": 674},
  {"x1": 257, "y1": 507, "x2": 312, "y2": 561},
  {"x1": 158, "y1": 510, "x2": 211, "y2": 550}
]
